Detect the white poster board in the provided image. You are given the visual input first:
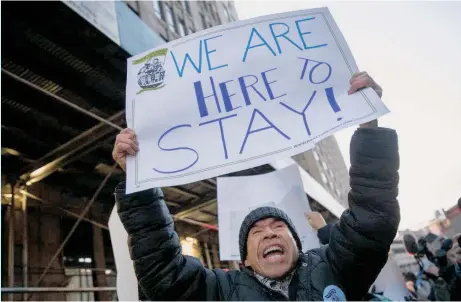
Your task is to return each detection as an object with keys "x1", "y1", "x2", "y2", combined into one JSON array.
[
  {"x1": 125, "y1": 7, "x2": 389, "y2": 193},
  {"x1": 108, "y1": 207, "x2": 139, "y2": 301},
  {"x1": 217, "y1": 164, "x2": 320, "y2": 261},
  {"x1": 271, "y1": 158, "x2": 346, "y2": 217}
]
